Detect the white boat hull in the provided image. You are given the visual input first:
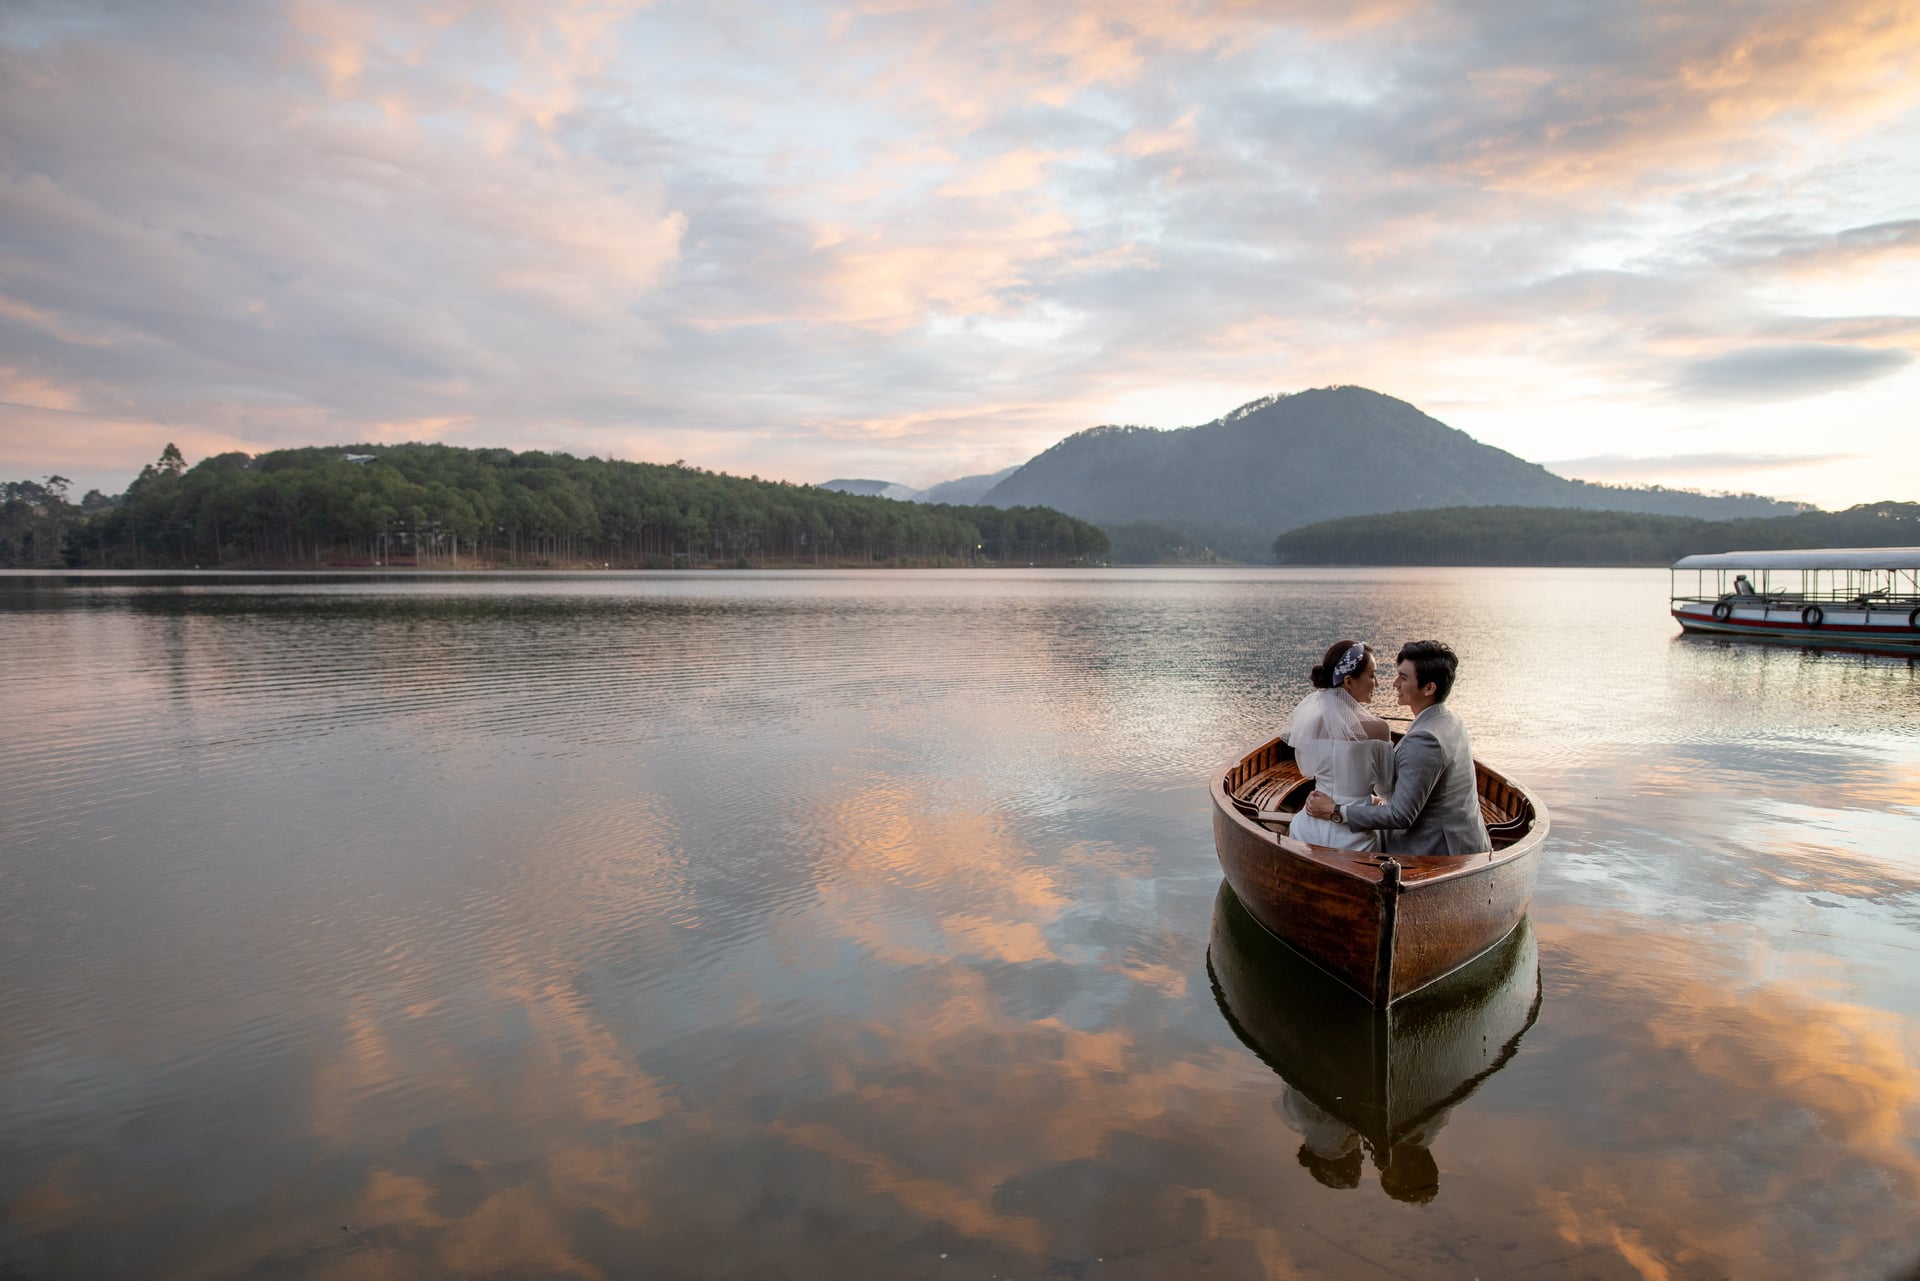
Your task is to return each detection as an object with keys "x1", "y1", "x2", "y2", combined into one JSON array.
[{"x1": 1672, "y1": 601, "x2": 1920, "y2": 647}]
